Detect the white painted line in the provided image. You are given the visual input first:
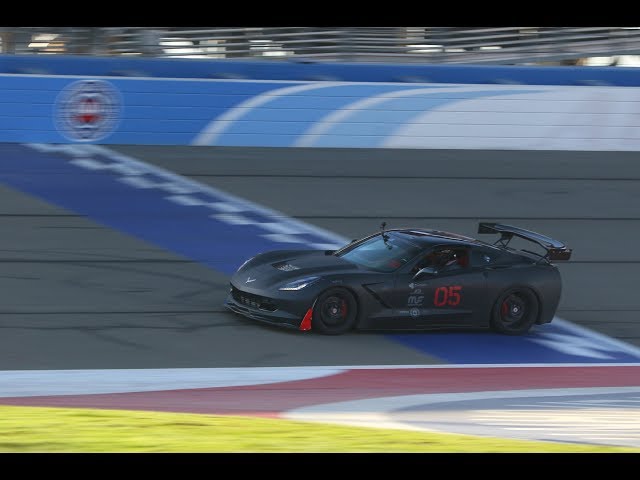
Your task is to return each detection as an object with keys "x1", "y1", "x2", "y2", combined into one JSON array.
[
  {"x1": 160, "y1": 182, "x2": 197, "y2": 195},
  {"x1": 166, "y1": 194, "x2": 205, "y2": 206},
  {"x1": 213, "y1": 213, "x2": 254, "y2": 225},
  {"x1": 0, "y1": 367, "x2": 344, "y2": 398},
  {"x1": 529, "y1": 332, "x2": 615, "y2": 360},
  {"x1": 206, "y1": 202, "x2": 246, "y2": 213},
  {"x1": 284, "y1": 387, "x2": 640, "y2": 432},
  {"x1": 258, "y1": 222, "x2": 307, "y2": 235},
  {"x1": 586, "y1": 436, "x2": 640, "y2": 440},
  {"x1": 475, "y1": 411, "x2": 636, "y2": 420},
  {"x1": 87, "y1": 144, "x2": 348, "y2": 247},
  {"x1": 69, "y1": 158, "x2": 110, "y2": 170},
  {"x1": 554, "y1": 318, "x2": 640, "y2": 358},
  {"x1": 118, "y1": 176, "x2": 165, "y2": 189},
  {"x1": 261, "y1": 233, "x2": 305, "y2": 244},
  {"x1": 288, "y1": 387, "x2": 640, "y2": 415},
  {"x1": 69, "y1": 159, "x2": 143, "y2": 176},
  {"x1": 528, "y1": 401, "x2": 640, "y2": 408},
  {"x1": 505, "y1": 427, "x2": 549, "y2": 431}
]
